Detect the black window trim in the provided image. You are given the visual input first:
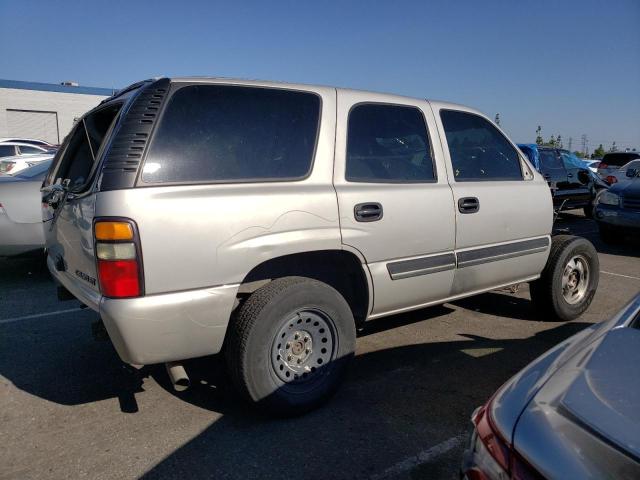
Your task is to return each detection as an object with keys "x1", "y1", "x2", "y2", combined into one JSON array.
[
  {"x1": 440, "y1": 108, "x2": 525, "y2": 183},
  {"x1": 135, "y1": 82, "x2": 324, "y2": 188},
  {"x1": 345, "y1": 101, "x2": 438, "y2": 184},
  {"x1": 45, "y1": 100, "x2": 125, "y2": 198}
]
